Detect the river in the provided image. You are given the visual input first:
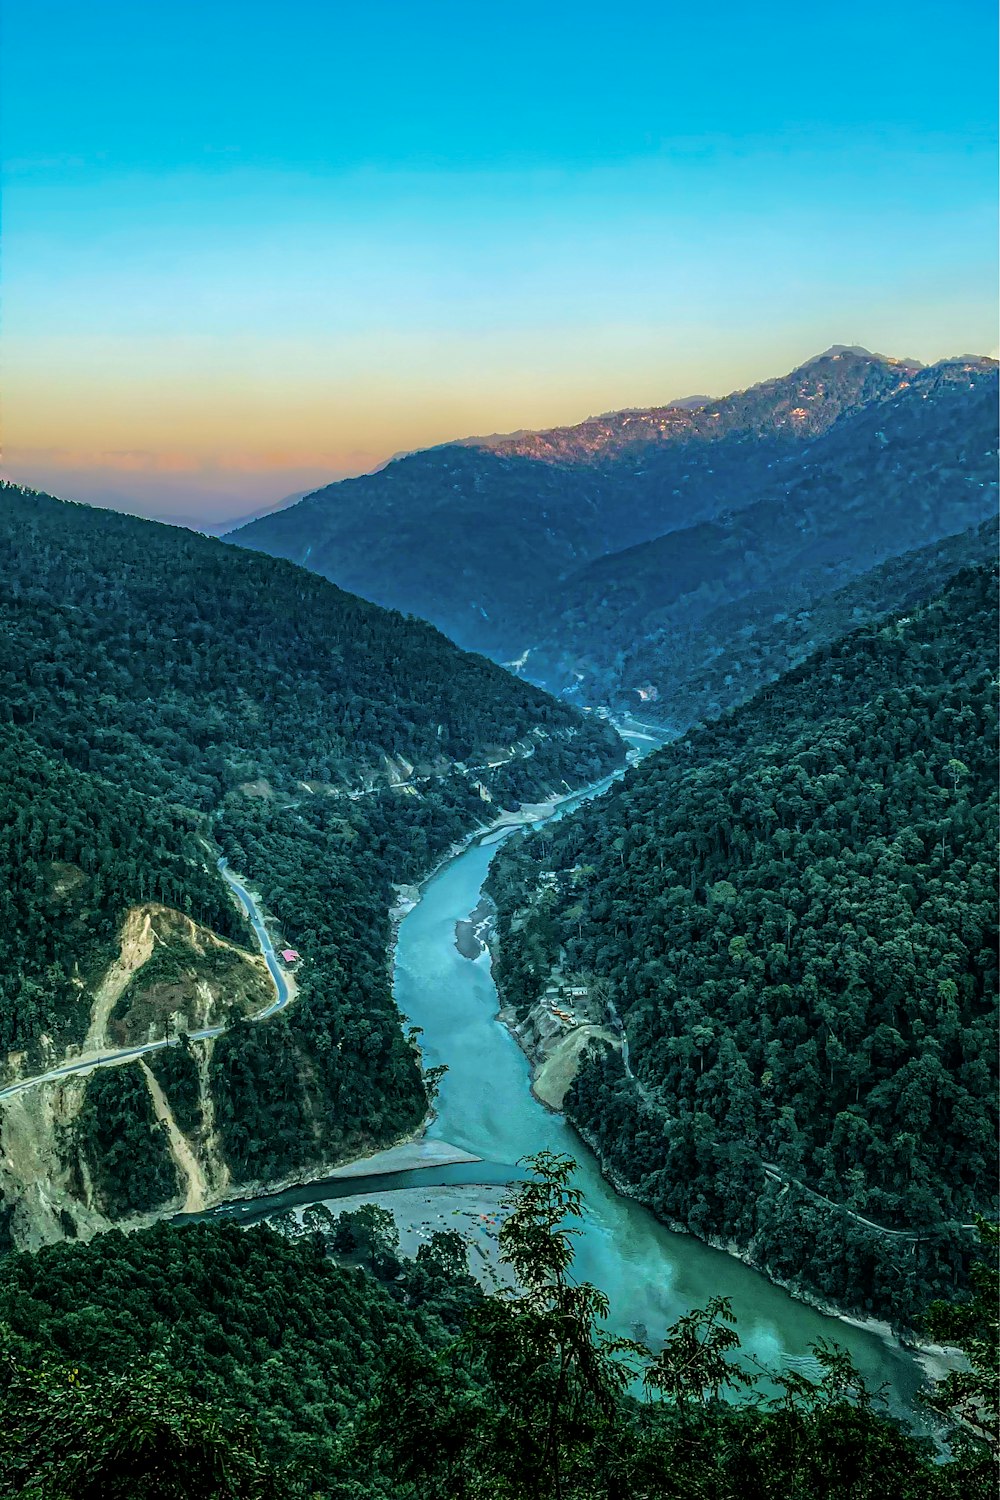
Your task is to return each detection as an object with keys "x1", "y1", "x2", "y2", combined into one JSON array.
[{"x1": 205, "y1": 745, "x2": 932, "y2": 1426}]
